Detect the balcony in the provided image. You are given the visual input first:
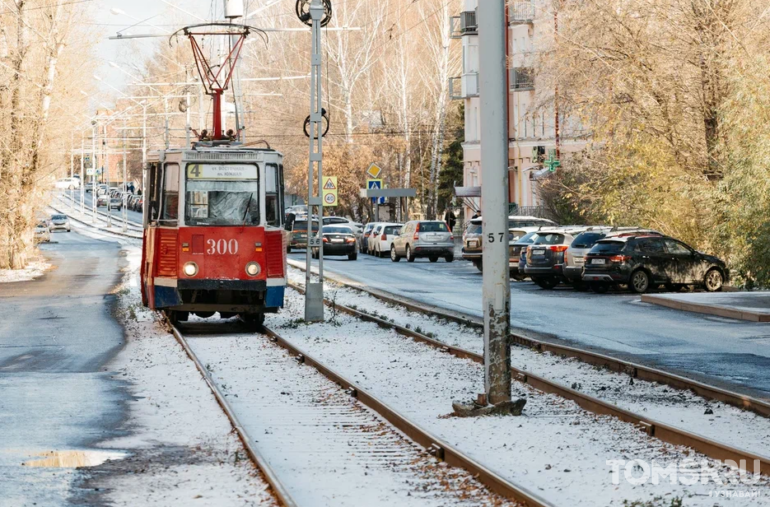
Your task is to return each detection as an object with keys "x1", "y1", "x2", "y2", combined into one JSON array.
[
  {"x1": 509, "y1": 2, "x2": 535, "y2": 24},
  {"x1": 450, "y1": 11, "x2": 478, "y2": 39},
  {"x1": 449, "y1": 73, "x2": 479, "y2": 100},
  {"x1": 510, "y1": 68, "x2": 535, "y2": 91}
]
